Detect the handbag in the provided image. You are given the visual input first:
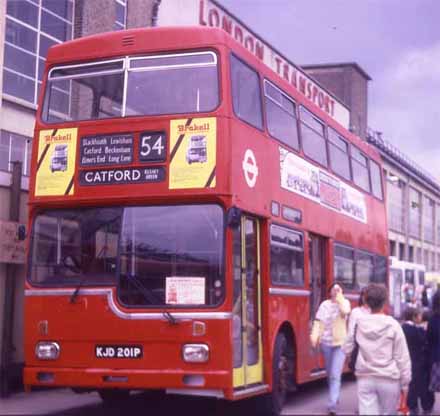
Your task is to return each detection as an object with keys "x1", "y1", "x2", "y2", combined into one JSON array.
[
  {"x1": 397, "y1": 390, "x2": 409, "y2": 415},
  {"x1": 348, "y1": 324, "x2": 359, "y2": 372}
]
